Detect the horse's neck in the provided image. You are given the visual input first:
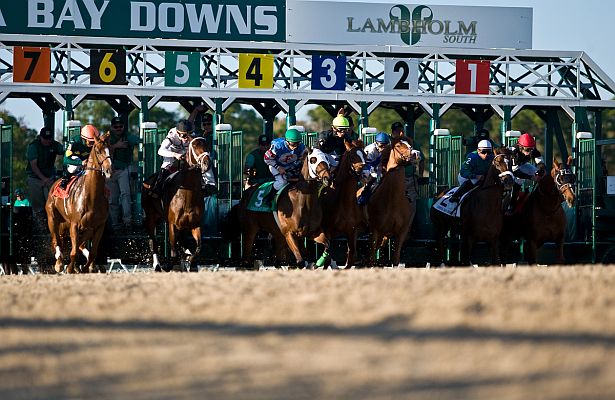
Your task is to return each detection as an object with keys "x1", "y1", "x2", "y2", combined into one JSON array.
[
  {"x1": 377, "y1": 166, "x2": 405, "y2": 197},
  {"x1": 385, "y1": 154, "x2": 400, "y2": 172},
  {"x1": 533, "y1": 174, "x2": 560, "y2": 211},
  {"x1": 481, "y1": 165, "x2": 501, "y2": 188}
]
